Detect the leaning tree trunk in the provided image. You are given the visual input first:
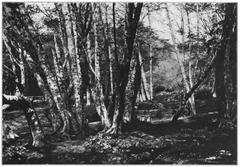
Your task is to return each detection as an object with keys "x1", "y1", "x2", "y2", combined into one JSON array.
[
  {"x1": 166, "y1": 4, "x2": 196, "y2": 116},
  {"x1": 172, "y1": 53, "x2": 217, "y2": 122},
  {"x1": 3, "y1": 94, "x2": 45, "y2": 147},
  {"x1": 3, "y1": 3, "x2": 73, "y2": 137},
  {"x1": 182, "y1": 5, "x2": 197, "y2": 115}
]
